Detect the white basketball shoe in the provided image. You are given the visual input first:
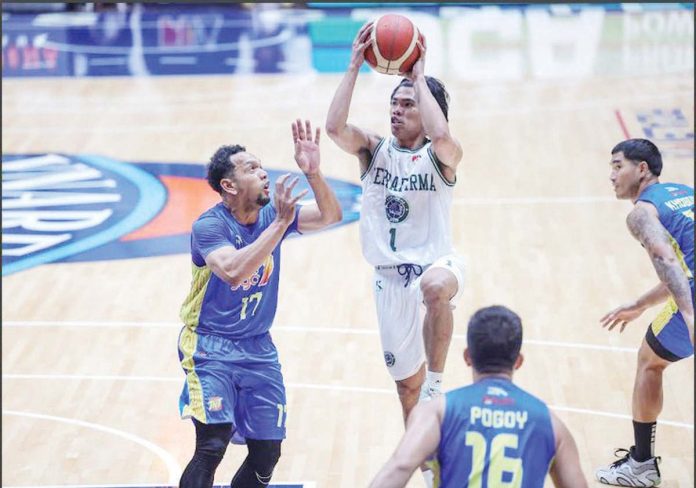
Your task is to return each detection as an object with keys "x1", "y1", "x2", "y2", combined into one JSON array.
[{"x1": 596, "y1": 447, "x2": 661, "y2": 486}]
